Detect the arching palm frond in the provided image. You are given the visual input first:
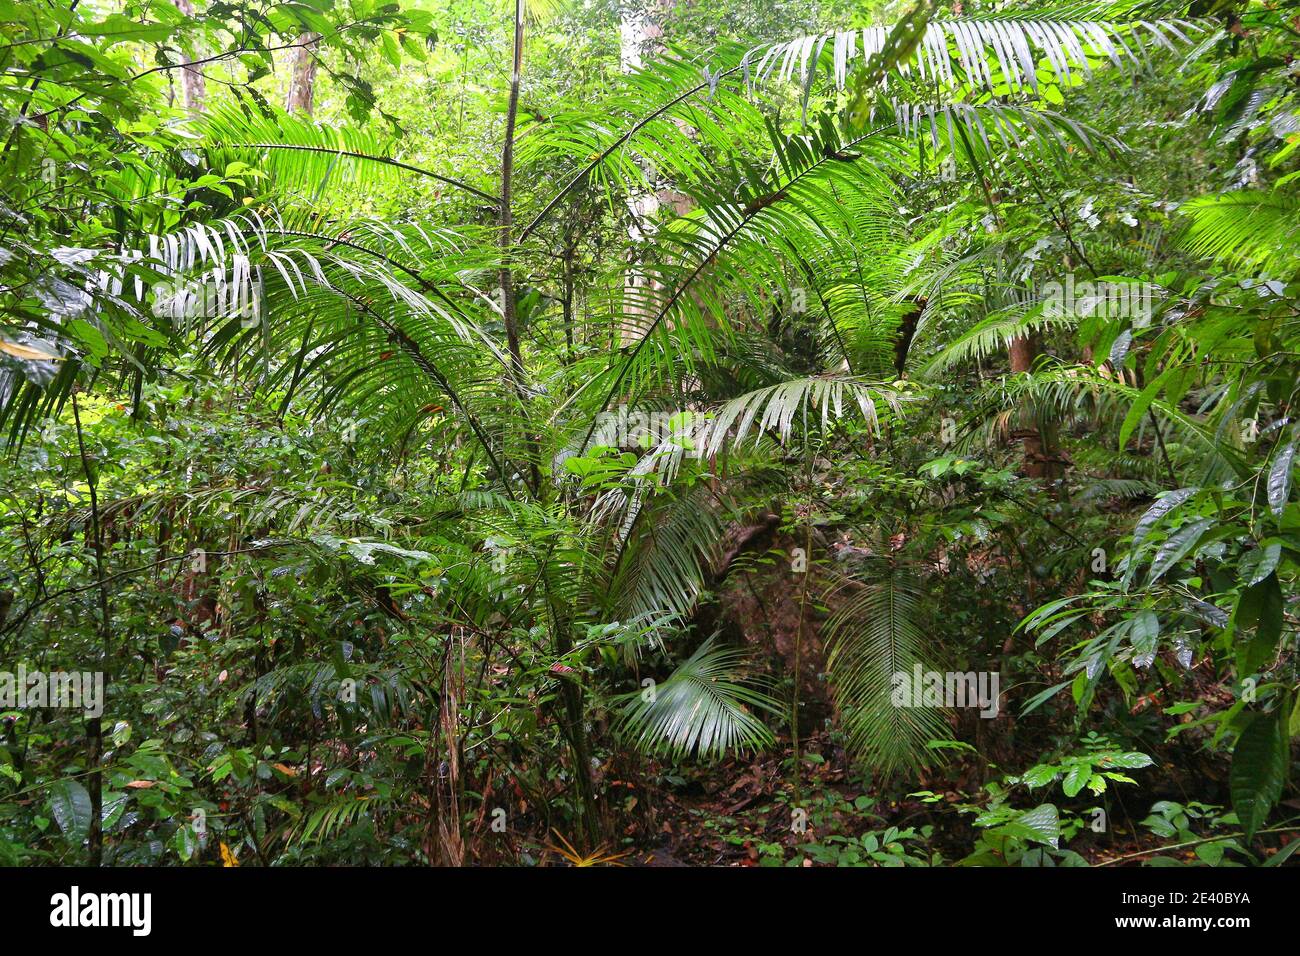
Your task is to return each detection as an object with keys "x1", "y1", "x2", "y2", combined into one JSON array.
[
  {"x1": 824, "y1": 566, "x2": 953, "y2": 774},
  {"x1": 921, "y1": 298, "x2": 1077, "y2": 376},
  {"x1": 549, "y1": 90, "x2": 1115, "y2": 436},
  {"x1": 80, "y1": 209, "x2": 519, "y2": 474},
  {"x1": 753, "y1": 11, "x2": 1206, "y2": 105},
  {"x1": 1180, "y1": 191, "x2": 1300, "y2": 277},
  {"x1": 614, "y1": 636, "x2": 779, "y2": 760},
  {"x1": 201, "y1": 104, "x2": 499, "y2": 206},
  {"x1": 958, "y1": 362, "x2": 1250, "y2": 486},
  {"x1": 699, "y1": 375, "x2": 899, "y2": 458},
  {"x1": 603, "y1": 483, "x2": 725, "y2": 631}
]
